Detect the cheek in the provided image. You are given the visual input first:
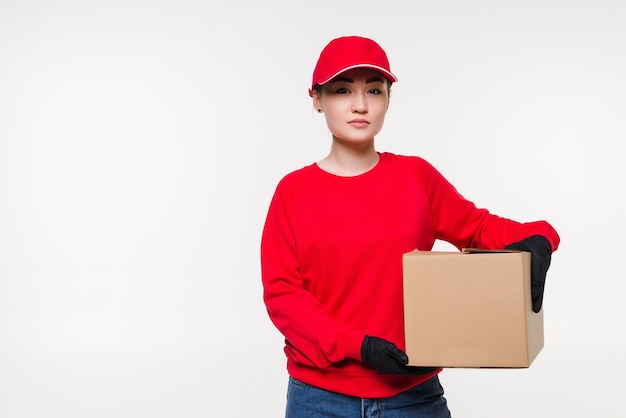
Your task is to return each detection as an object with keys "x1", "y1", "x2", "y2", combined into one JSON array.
[
  {"x1": 372, "y1": 102, "x2": 389, "y2": 120},
  {"x1": 324, "y1": 114, "x2": 342, "y2": 132},
  {"x1": 322, "y1": 105, "x2": 342, "y2": 122},
  {"x1": 370, "y1": 106, "x2": 388, "y2": 131}
]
